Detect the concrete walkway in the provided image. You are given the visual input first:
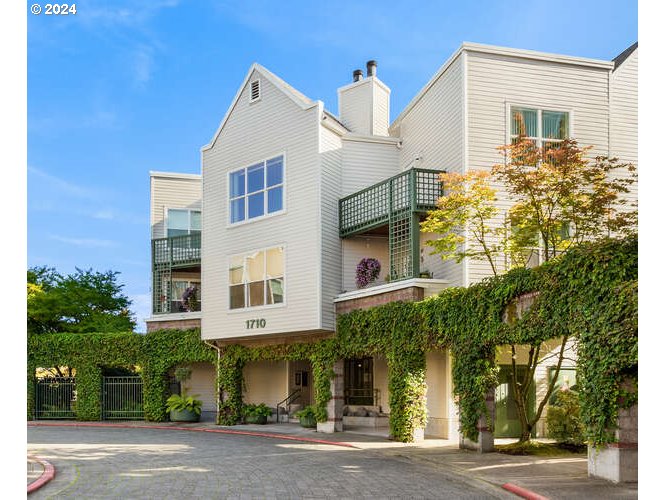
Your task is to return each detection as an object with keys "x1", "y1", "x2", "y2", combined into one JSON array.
[
  {"x1": 27, "y1": 457, "x2": 44, "y2": 485},
  {"x1": 28, "y1": 421, "x2": 637, "y2": 499}
]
